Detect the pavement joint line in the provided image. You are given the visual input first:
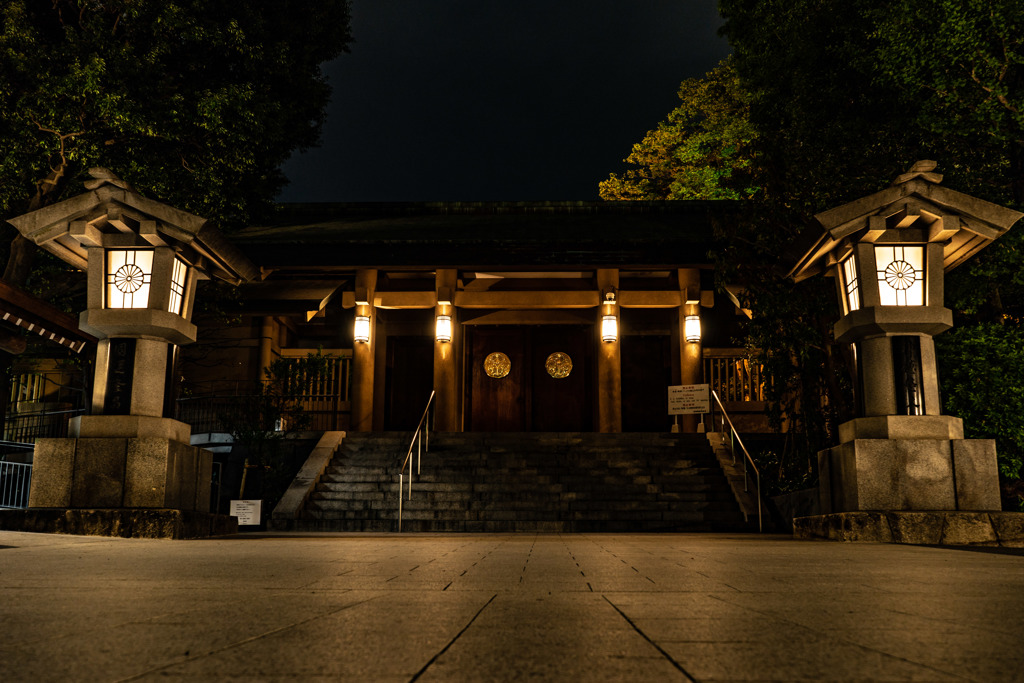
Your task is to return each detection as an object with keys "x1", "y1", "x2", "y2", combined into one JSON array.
[
  {"x1": 703, "y1": 593, "x2": 969, "y2": 682},
  {"x1": 602, "y1": 595, "x2": 697, "y2": 682},
  {"x1": 409, "y1": 593, "x2": 498, "y2": 683},
  {"x1": 113, "y1": 594, "x2": 381, "y2": 683}
]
